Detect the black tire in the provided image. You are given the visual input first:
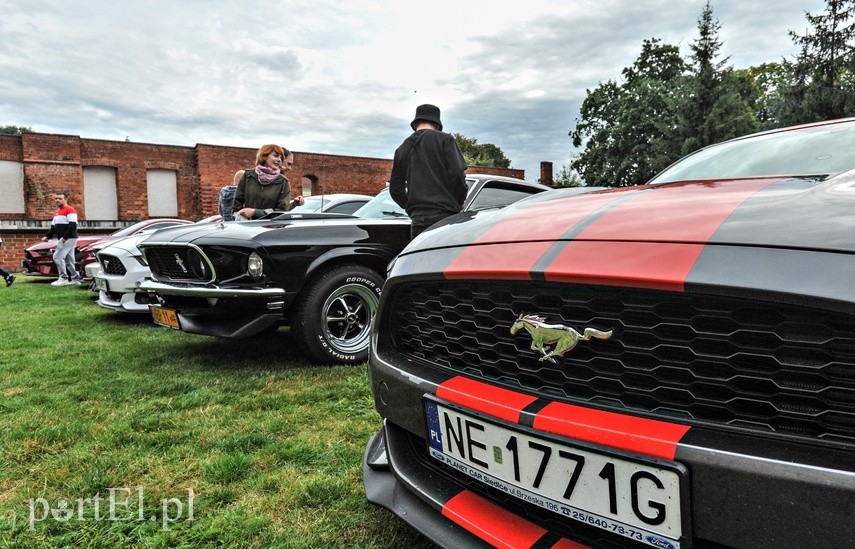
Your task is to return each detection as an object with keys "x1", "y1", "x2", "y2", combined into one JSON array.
[{"x1": 292, "y1": 265, "x2": 383, "y2": 364}]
